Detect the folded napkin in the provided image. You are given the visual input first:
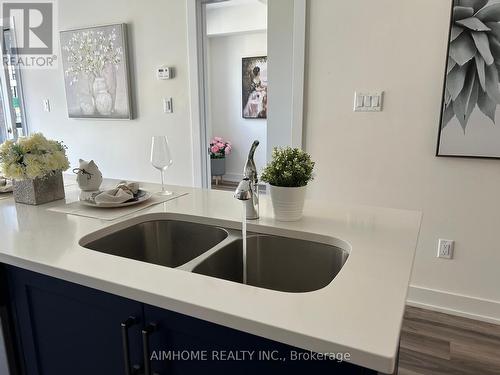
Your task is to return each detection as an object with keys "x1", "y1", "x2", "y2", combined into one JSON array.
[{"x1": 80, "y1": 181, "x2": 140, "y2": 205}]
